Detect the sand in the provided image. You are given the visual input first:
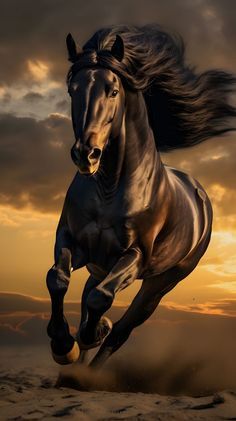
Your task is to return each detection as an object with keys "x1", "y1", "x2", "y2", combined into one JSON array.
[{"x1": 1, "y1": 347, "x2": 236, "y2": 420}]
